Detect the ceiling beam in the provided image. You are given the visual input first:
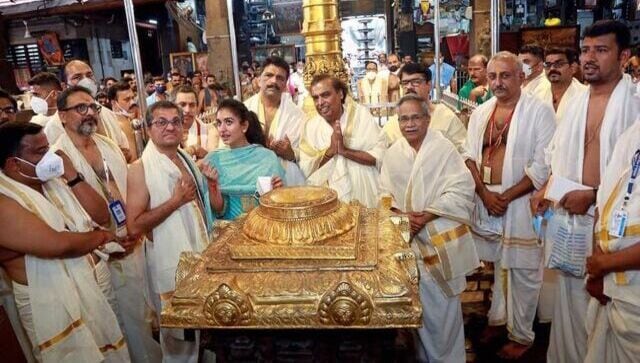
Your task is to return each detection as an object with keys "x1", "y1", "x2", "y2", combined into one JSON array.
[{"x1": 6, "y1": 0, "x2": 166, "y2": 19}]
